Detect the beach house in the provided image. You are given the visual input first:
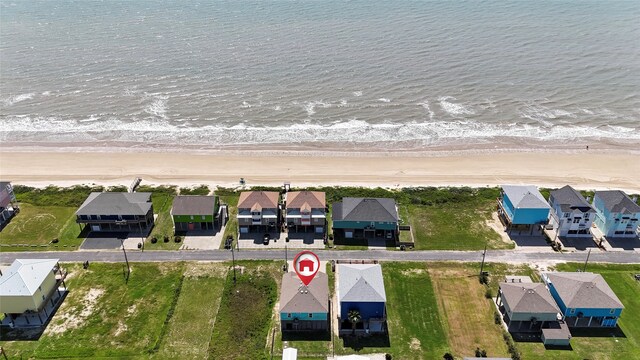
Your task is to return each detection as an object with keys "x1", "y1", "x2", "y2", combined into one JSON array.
[
  {"x1": 337, "y1": 263, "x2": 387, "y2": 335},
  {"x1": 0, "y1": 259, "x2": 67, "y2": 327},
  {"x1": 237, "y1": 191, "x2": 280, "y2": 233},
  {"x1": 76, "y1": 192, "x2": 154, "y2": 233},
  {"x1": 171, "y1": 195, "x2": 219, "y2": 232},
  {"x1": 284, "y1": 191, "x2": 326, "y2": 234},
  {"x1": 592, "y1": 190, "x2": 640, "y2": 238},
  {"x1": 542, "y1": 272, "x2": 624, "y2": 328},
  {"x1": 498, "y1": 185, "x2": 550, "y2": 235},
  {"x1": 332, "y1": 198, "x2": 398, "y2": 240},
  {"x1": 548, "y1": 185, "x2": 595, "y2": 237},
  {"x1": 496, "y1": 276, "x2": 570, "y2": 346},
  {"x1": 0, "y1": 181, "x2": 19, "y2": 229},
  {"x1": 280, "y1": 271, "x2": 329, "y2": 332}
]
